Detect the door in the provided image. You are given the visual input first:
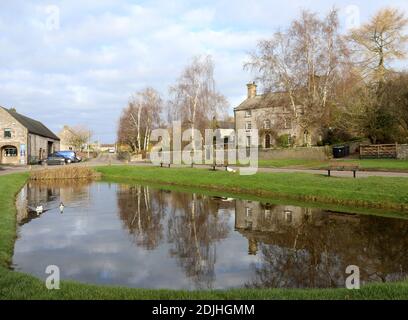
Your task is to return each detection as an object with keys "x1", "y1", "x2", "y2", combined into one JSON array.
[
  {"x1": 47, "y1": 141, "x2": 53, "y2": 157},
  {"x1": 265, "y1": 134, "x2": 271, "y2": 148}
]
